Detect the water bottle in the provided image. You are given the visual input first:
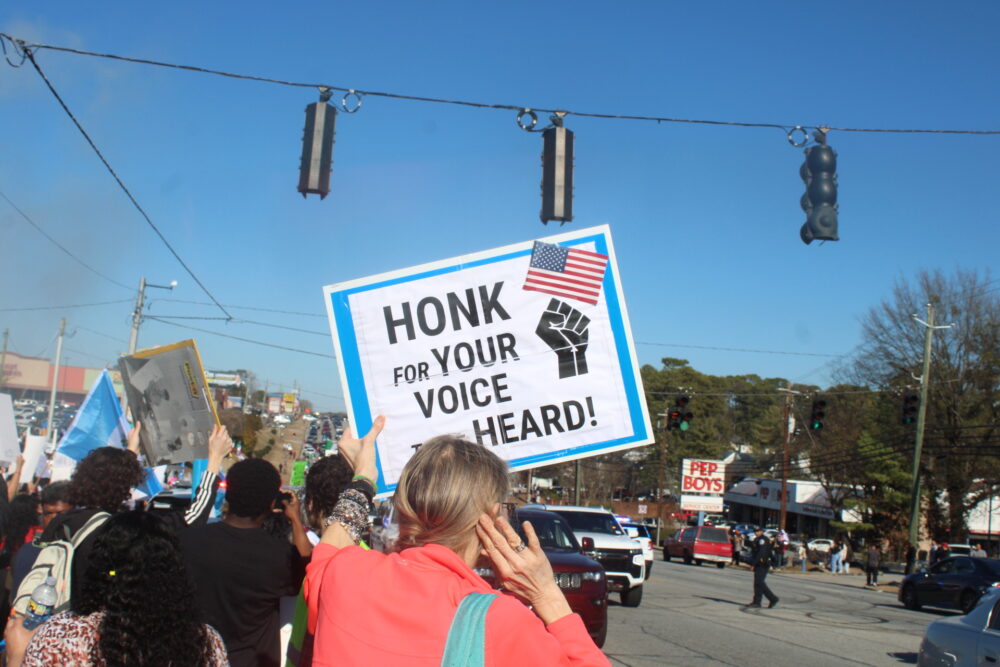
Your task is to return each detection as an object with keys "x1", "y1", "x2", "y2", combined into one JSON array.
[{"x1": 22, "y1": 577, "x2": 58, "y2": 630}]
